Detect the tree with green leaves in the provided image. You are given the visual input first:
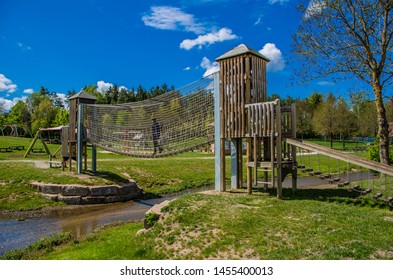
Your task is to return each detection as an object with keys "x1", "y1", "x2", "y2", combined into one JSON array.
[
  {"x1": 53, "y1": 108, "x2": 69, "y2": 127},
  {"x1": 6, "y1": 101, "x2": 31, "y2": 131},
  {"x1": 293, "y1": 0, "x2": 393, "y2": 164},
  {"x1": 312, "y1": 93, "x2": 337, "y2": 148},
  {"x1": 350, "y1": 92, "x2": 378, "y2": 137},
  {"x1": 31, "y1": 97, "x2": 58, "y2": 133},
  {"x1": 335, "y1": 97, "x2": 357, "y2": 148}
]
